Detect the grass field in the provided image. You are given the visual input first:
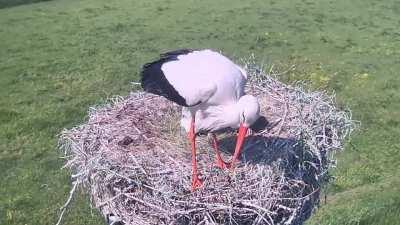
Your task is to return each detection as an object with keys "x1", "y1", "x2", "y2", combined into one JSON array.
[{"x1": 1, "y1": 0, "x2": 399, "y2": 224}]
